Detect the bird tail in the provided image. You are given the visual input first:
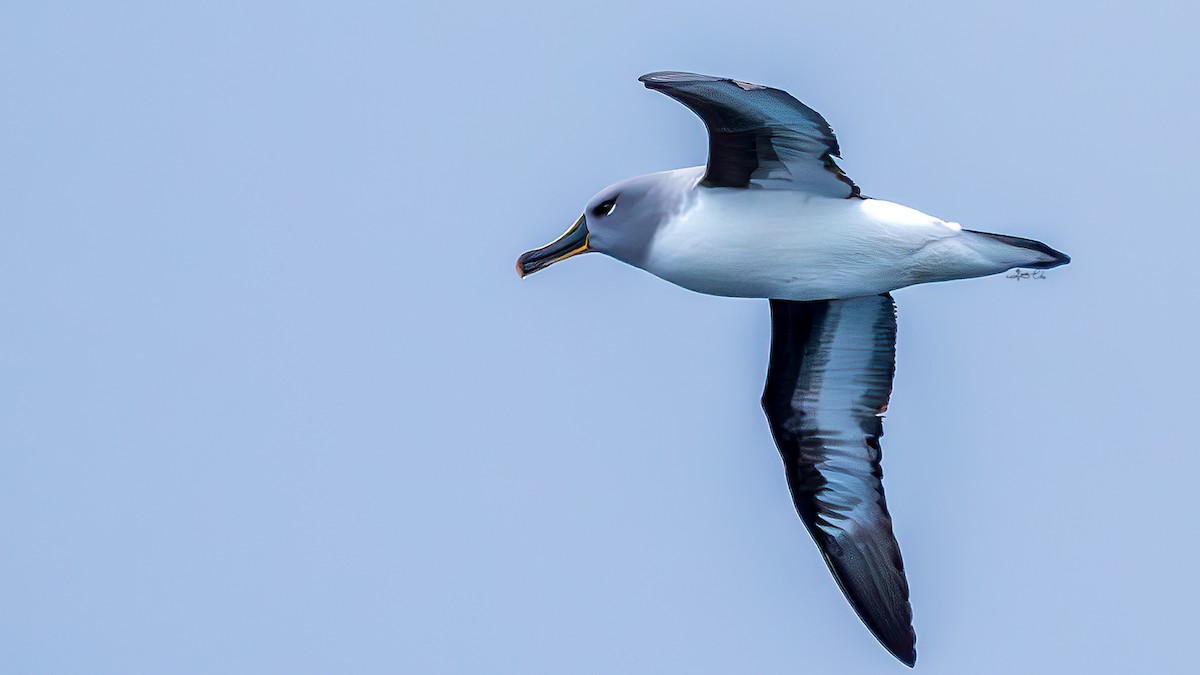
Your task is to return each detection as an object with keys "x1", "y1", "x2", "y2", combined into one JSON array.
[{"x1": 961, "y1": 229, "x2": 1071, "y2": 270}]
